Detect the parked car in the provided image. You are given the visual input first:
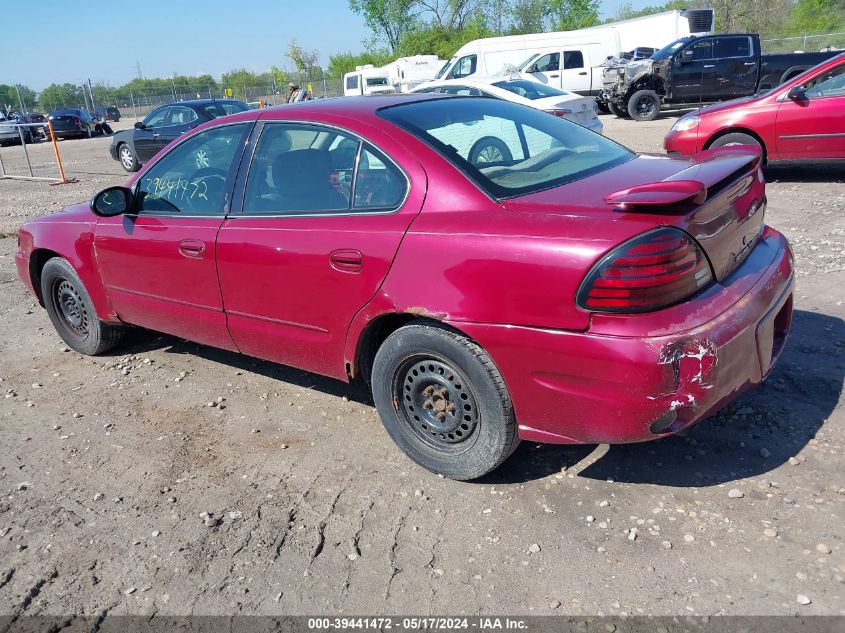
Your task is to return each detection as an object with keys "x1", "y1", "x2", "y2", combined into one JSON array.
[
  {"x1": 16, "y1": 95, "x2": 793, "y2": 480},
  {"x1": 664, "y1": 53, "x2": 845, "y2": 161},
  {"x1": 0, "y1": 112, "x2": 38, "y2": 145},
  {"x1": 95, "y1": 106, "x2": 121, "y2": 122},
  {"x1": 47, "y1": 108, "x2": 99, "y2": 139},
  {"x1": 412, "y1": 78, "x2": 603, "y2": 139},
  {"x1": 108, "y1": 98, "x2": 250, "y2": 172},
  {"x1": 600, "y1": 33, "x2": 840, "y2": 120}
]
